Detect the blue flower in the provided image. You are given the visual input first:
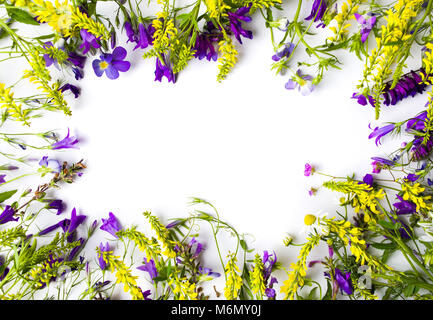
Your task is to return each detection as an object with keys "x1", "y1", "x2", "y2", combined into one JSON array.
[
  {"x1": 79, "y1": 29, "x2": 101, "y2": 54},
  {"x1": 100, "y1": 212, "x2": 122, "y2": 238},
  {"x1": 137, "y1": 258, "x2": 158, "y2": 282},
  {"x1": 92, "y1": 46, "x2": 131, "y2": 80},
  {"x1": 0, "y1": 206, "x2": 18, "y2": 224},
  {"x1": 368, "y1": 124, "x2": 395, "y2": 146}
]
